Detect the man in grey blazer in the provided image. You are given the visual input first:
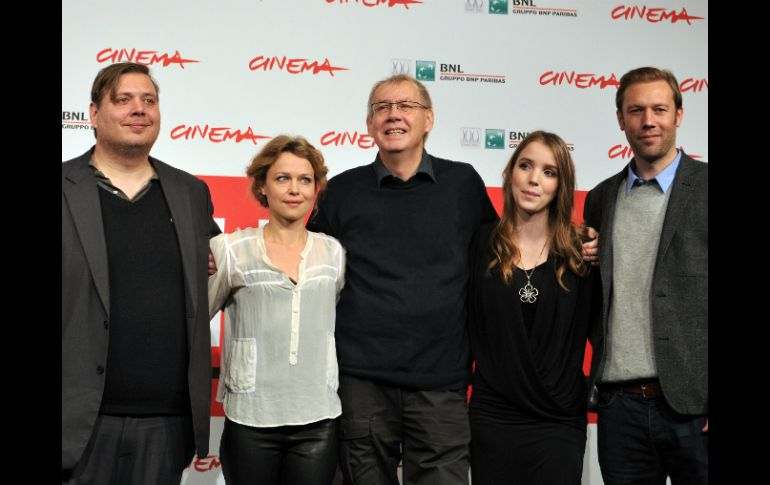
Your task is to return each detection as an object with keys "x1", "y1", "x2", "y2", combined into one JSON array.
[
  {"x1": 583, "y1": 67, "x2": 707, "y2": 484},
  {"x1": 62, "y1": 62, "x2": 220, "y2": 484}
]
